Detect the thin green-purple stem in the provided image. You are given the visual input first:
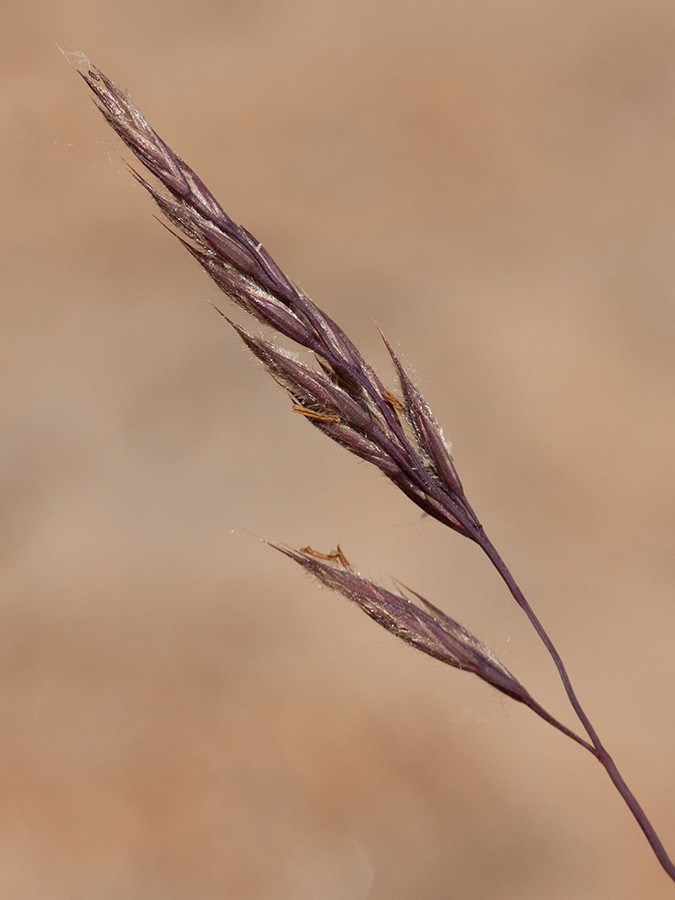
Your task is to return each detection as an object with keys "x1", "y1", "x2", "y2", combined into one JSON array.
[{"x1": 465, "y1": 507, "x2": 675, "y2": 882}]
